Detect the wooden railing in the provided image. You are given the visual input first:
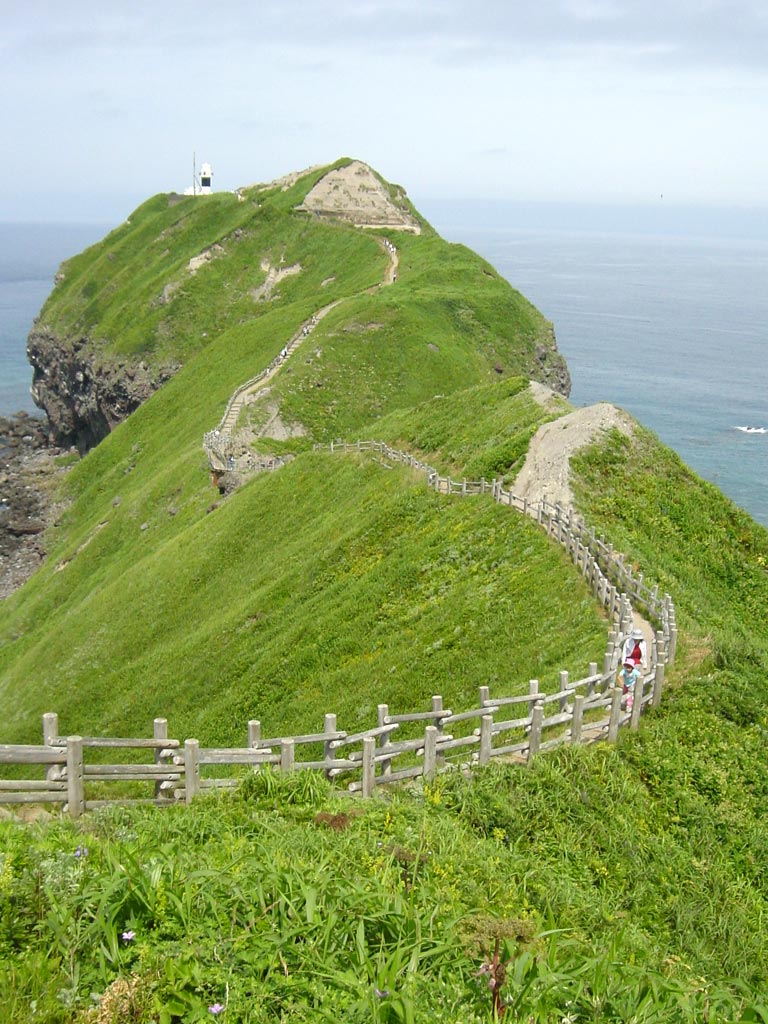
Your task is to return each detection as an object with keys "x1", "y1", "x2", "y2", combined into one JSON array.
[
  {"x1": 0, "y1": 715, "x2": 180, "y2": 815},
  {"x1": 1, "y1": 641, "x2": 666, "y2": 817}
]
